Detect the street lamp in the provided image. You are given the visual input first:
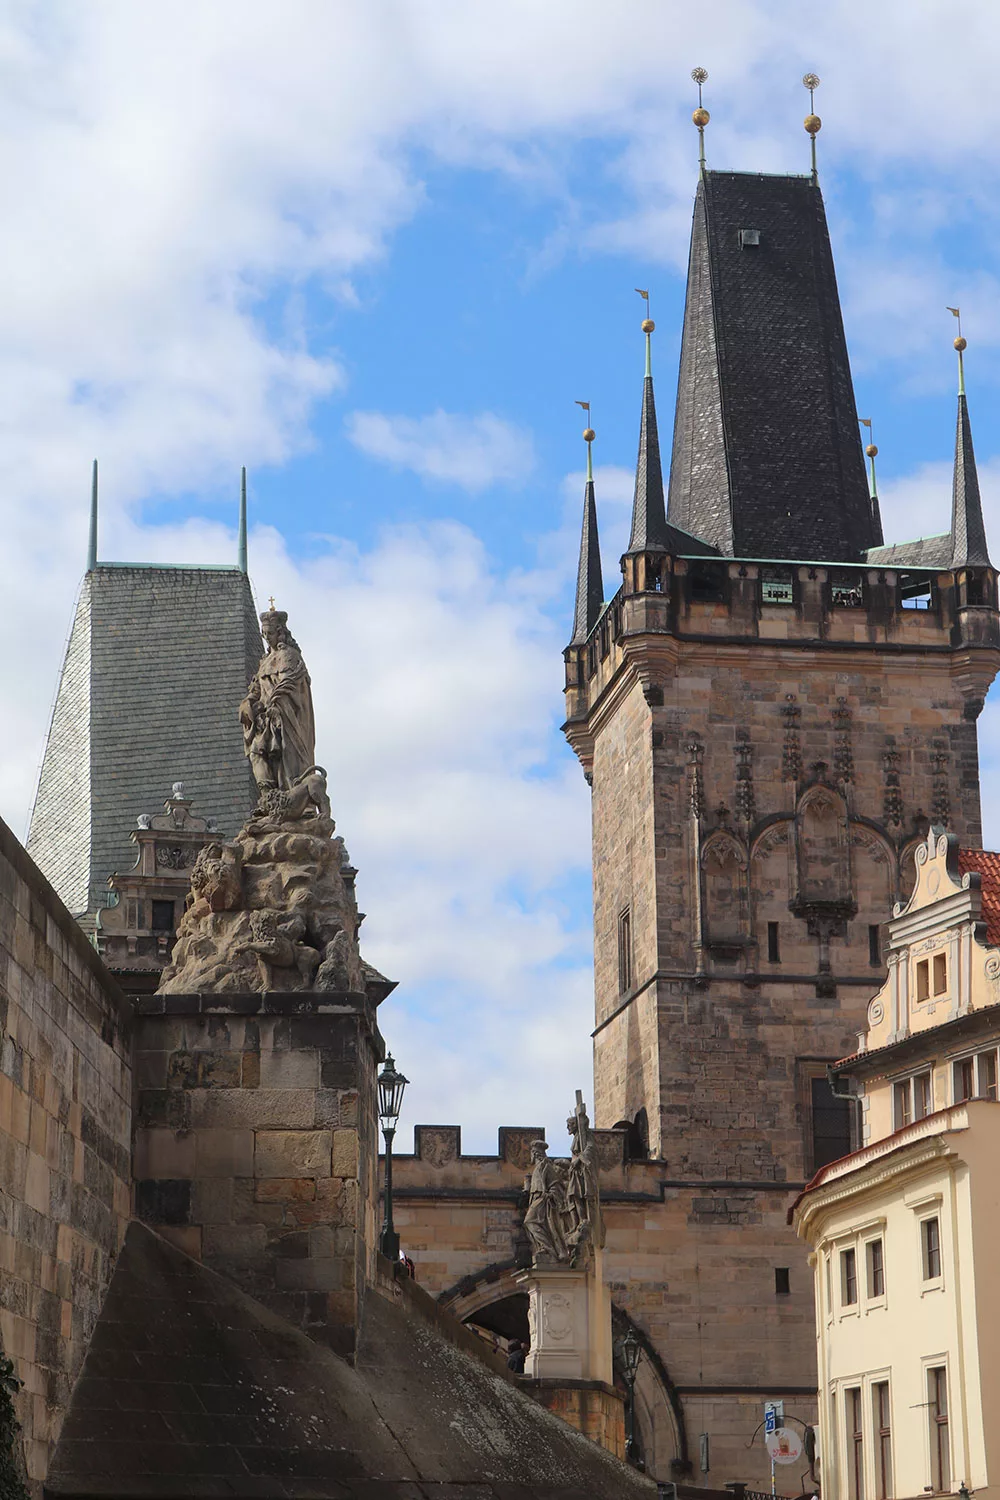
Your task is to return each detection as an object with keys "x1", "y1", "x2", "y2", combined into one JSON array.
[
  {"x1": 378, "y1": 1052, "x2": 408, "y2": 1260},
  {"x1": 618, "y1": 1325, "x2": 643, "y2": 1467}
]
